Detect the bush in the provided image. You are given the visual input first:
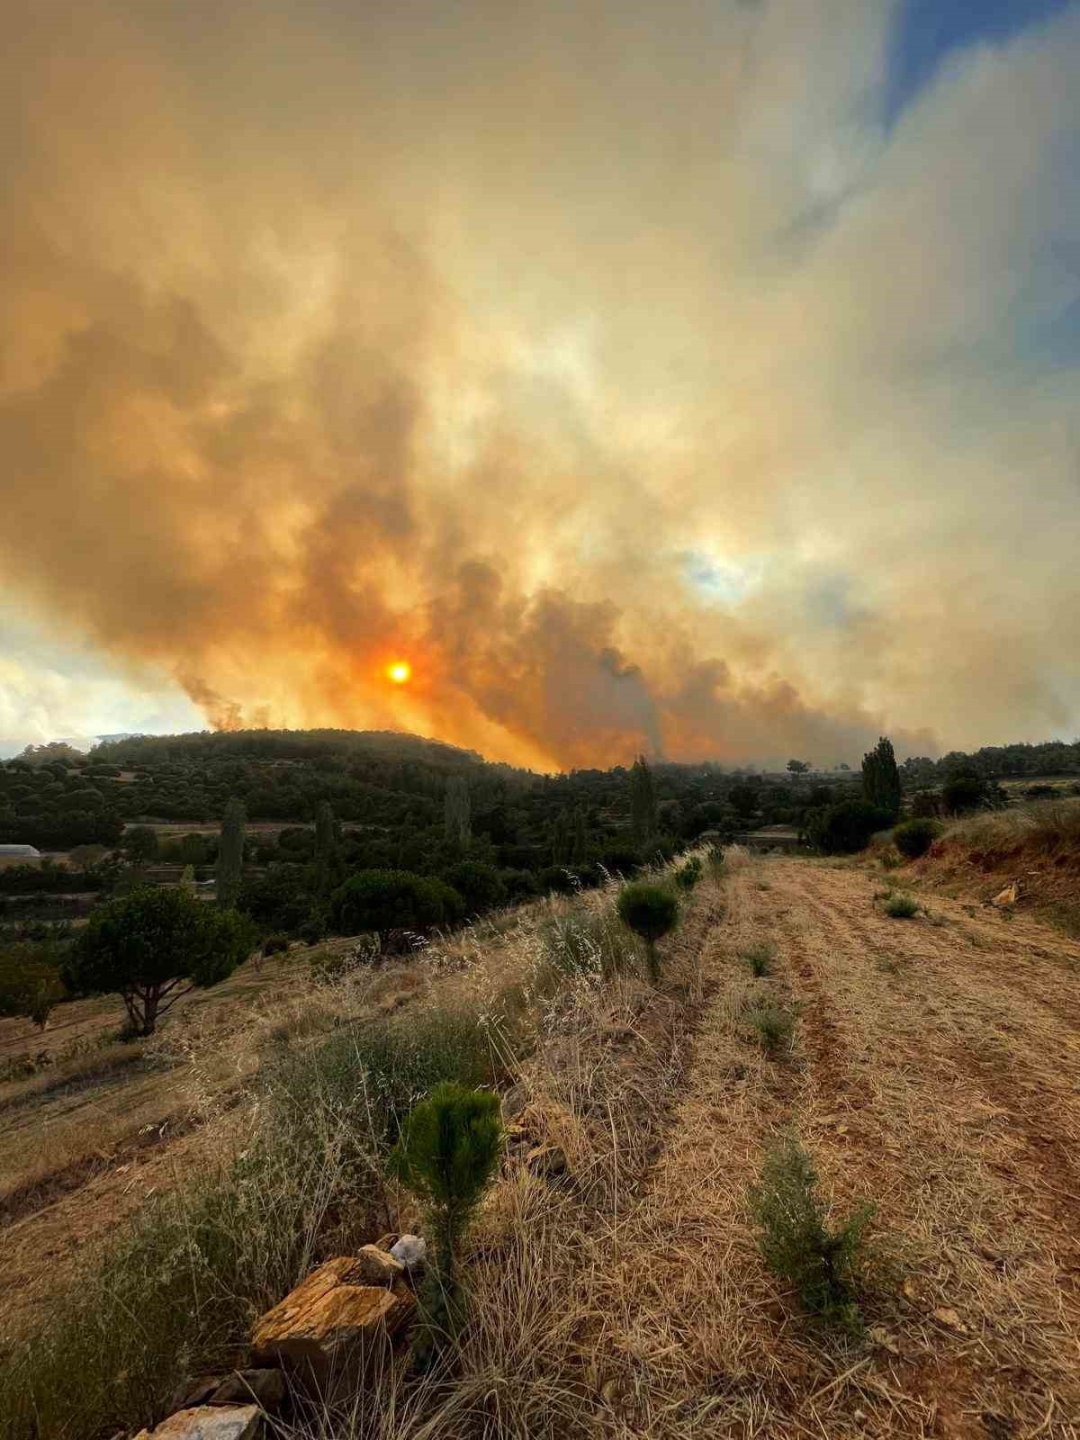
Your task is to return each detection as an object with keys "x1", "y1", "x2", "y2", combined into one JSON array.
[
  {"x1": 942, "y1": 770, "x2": 986, "y2": 815},
  {"x1": 63, "y1": 887, "x2": 253, "y2": 1035},
  {"x1": 390, "y1": 1083, "x2": 503, "y2": 1359},
  {"x1": 616, "y1": 882, "x2": 679, "y2": 983},
  {"x1": 674, "y1": 856, "x2": 703, "y2": 890},
  {"x1": 893, "y1": 818, "x2": 940, "y2": 860},
  {"x1": 537, "y1": 865, "x2": 578, "y2": 895},
  {"x1": 745, "y1": 1000, "x2": 797, "y2": 1056},
  {"x1": 741, "y1": 941, "x2": 775, "y2": 977},
  {"x1": 749, "y1": 1137, "x2": 873, "y2": 1329},
  {"x1": 807, "y1": 801, "x2": 894, "y2": 855},
  {"x1": 0, "y1": 941, "x2": 67, "y2": 1028},
  {"x1": 328, "y1": 870, "x2": 464, "y2": 935},
  {"x1": 883, "y1": 892, "x2": 919, "y2": 919},
  {"x1": 260, "y1": 932, "x2": 291, "y2": 957},
  {"x1": 444, "y1": 861, "x2": 507, "y2": 915}
]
